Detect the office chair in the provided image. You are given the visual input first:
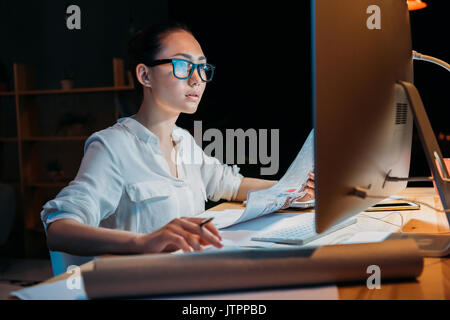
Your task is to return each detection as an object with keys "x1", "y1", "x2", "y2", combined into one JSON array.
[{"x1": 49, "y1": 250, "x2": 95, "y2": 277}]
